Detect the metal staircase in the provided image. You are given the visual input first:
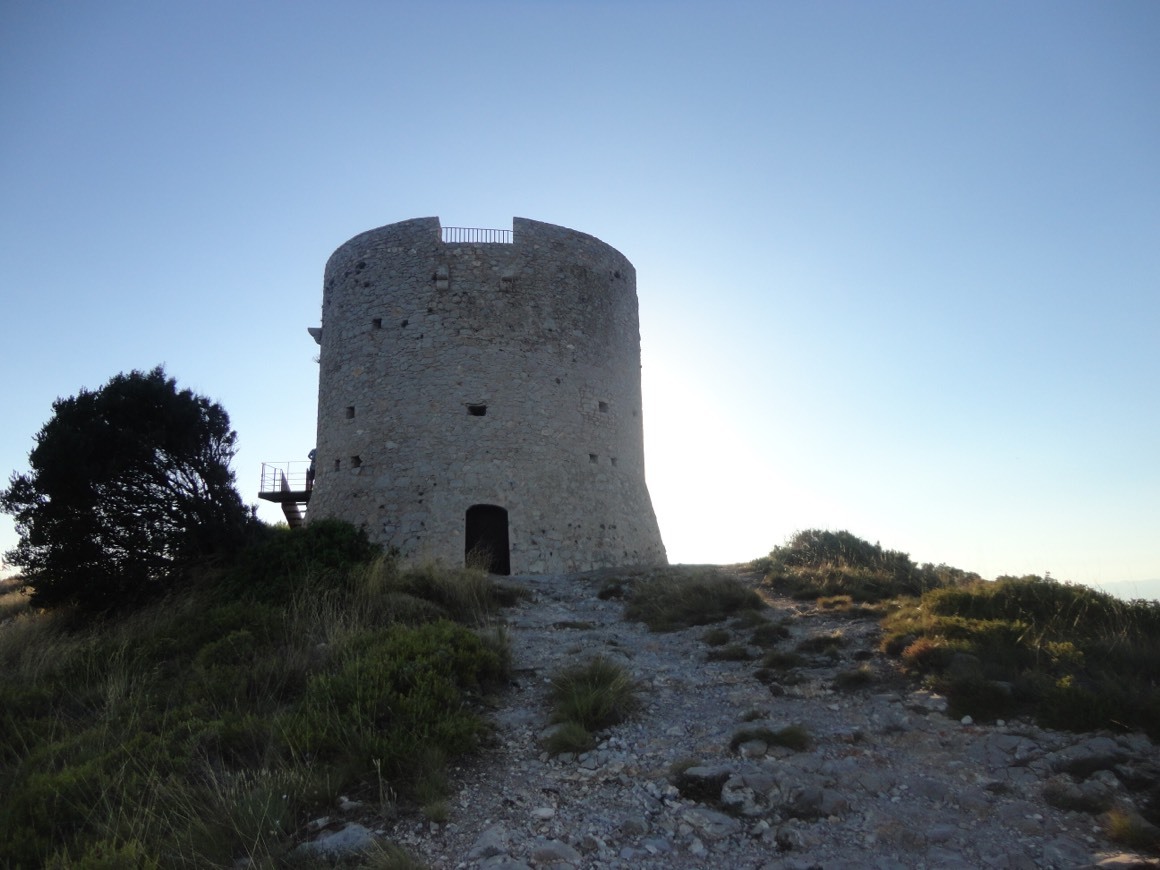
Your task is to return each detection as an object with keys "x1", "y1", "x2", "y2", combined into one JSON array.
[{"x1": 257, "y1": 462, "x2": 312, "y2": 528}]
